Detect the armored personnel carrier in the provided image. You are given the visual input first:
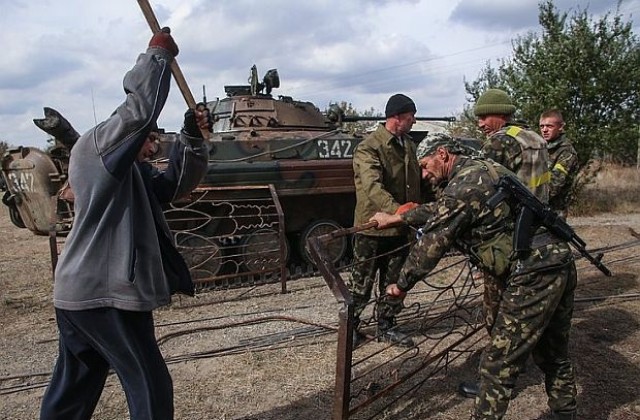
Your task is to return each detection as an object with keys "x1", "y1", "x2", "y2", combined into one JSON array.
[{"x1": 1, "y1": 66, "x2": 455, "y2": 290}]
